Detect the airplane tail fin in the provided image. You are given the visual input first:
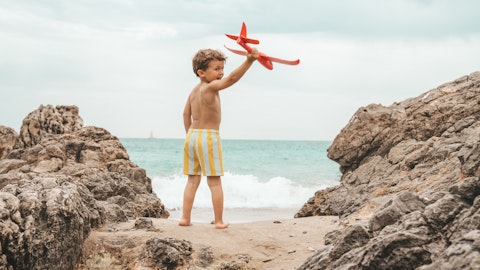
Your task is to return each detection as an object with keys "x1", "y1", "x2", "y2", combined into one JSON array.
[
  {"x1": 240, "y1": 22, "x2": 259, "y2": 44},
  {"x1": 225, "y1": 22, "x2": 260, "y2": 44},
  {"x1": 240, "y1": 22, "x2": 247, "y2": 38}
]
